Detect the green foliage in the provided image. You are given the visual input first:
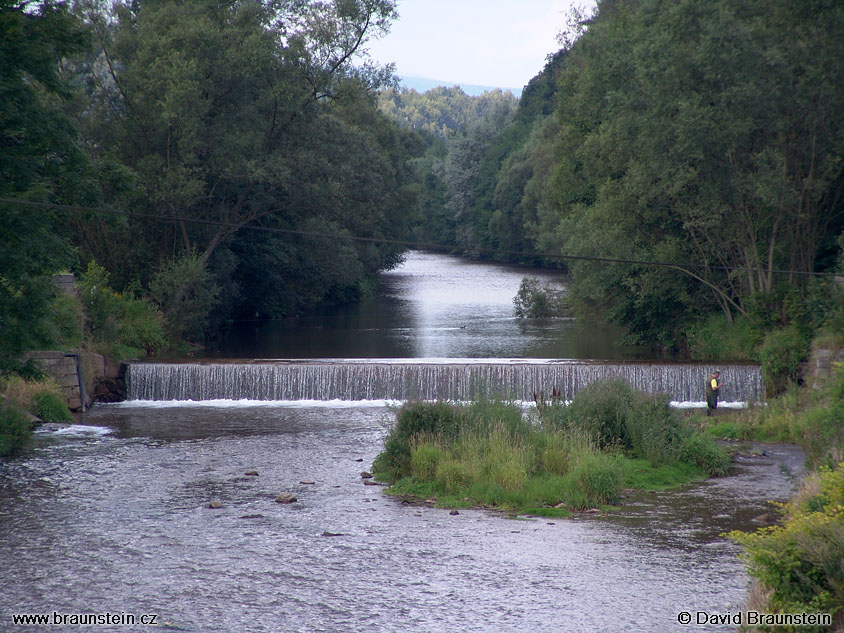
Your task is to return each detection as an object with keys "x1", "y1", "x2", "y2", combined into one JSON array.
[
  {"x1": 531, "y1": 0, "x2": 844, "y2": 350},
  {"x1": 372, "y1": 400, "x2": 464, "y2": 480},
  {"x1": 31, "y1": 391, "x2": 71, "y2": 423},
  {"x1": 149, "y1": 254, "x2": 220, "y2": 343},
  {"x1": 0, "y1": 2, "x2": 91, "y2": 369},
  {"x1": 513, "y1": 277, "x2": 568, "y2": 318},
  {"x1": 47, "y1": 292, "x2": 85, "y2": 348},
  {"x1": 78, "y1": 260, "x2": 166, "y2": 359},
  {"x1": 728, "y1": 463, "x2": 844, "y2": 630},
  {"x1": 760, "y1": 326, "x2": 811, "y2": 397},
  {"x1": 683, "y1": 313, "x2": 762, "y2": 361},
  {"x1": 374, "y1": 387, "x2": 724, "y2": 513},
  {"x1": 567, "y1": 449, "x2": 624, "y2": 507},
  {"x1": 68, "y1": 0, "x2": 411, "y2": 336},
  {"x1": 539, "y1": 378, "x2": 727, "y2": 470},
  {"x1": 678, "y1": 434, "x2": 731, "y2": 477},
  {"x1": 0, "y1": 402, "x2": 32, "y2": 457},
  {"x1": 378, "y1": 86, "x2": 518, "y2": 140}
]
